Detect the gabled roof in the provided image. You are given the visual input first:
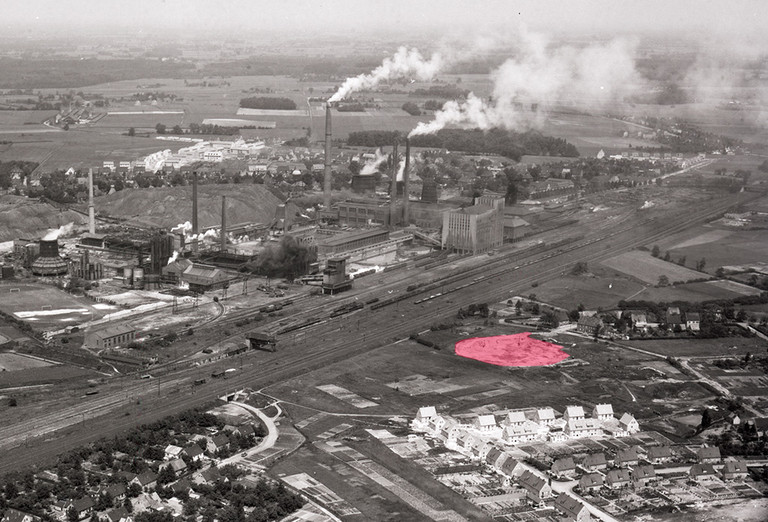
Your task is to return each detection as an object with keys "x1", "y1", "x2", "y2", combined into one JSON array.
[
  {"x1": 211, "y1": 434, "x2": 230, "y2": 447},
  {"x1": 579, "y1": 473, "x2": 604, "y2": 488},
  {"x1": 536, "y1": 408, "x2": 556, "y2": 421},
  {"x1": 71, "y1": 497, "x2": 95, "y2": 513},
  {"x1": 633, "y1": 464, "x2": 656, "y2": 480},
  {"x1": 104, "y1": 507, "x2": 130, "y2": 522},
  {"x1": 417, "y1": 406, "x2": 437, "y2": 419},
  {"x1": 616, "y1": 447, "x2": 639, "y2": 462},
  {"x1": 135, "y1": 471, "x2": 158, "y2": 486},
  {"x1": 606, "y1": 469, "x2": 631, "y2": 484},
  {"x1": 697, "y1": 446, "x2": 721, "y2": 460},
  {"x1": 551, "y1": 457, "x2": 576, "y2": 473},
  {"x1": 554, "y1": 493, "x2": 587, "y2": 516},
  {"x1": 1, "y1": 509, "x2": 38, "y2": 522},
  {"x1": 565, "y1": 405, "x2": 585, "y2": 418},
  {"x1": 722, "y1": 460, "x2": 748, "y2": 474},
  {"x1": 506, "y1": 411, "x2": 527, "y2": 424},
  {"x1": 183, "y1": 444, "x2": 204, "y2": 458},
  {"x1": 647, "y1": 446, "x2": 672, "y2": 459},
  {"x1": 690, "y1": 463, "x2": 718, "y2": 477},
  {"x1": 584, "y1": 453, "x2": 607, "y2": 467},
  {"x1": 500, "y1": 457, "x2": 522, "y2": 476},
  {"x1": 518, "y1": 469, "x2": 547, "y2": 492},
  {"x1": 476, "y1": 414, "x2": 496, "y2": 427},
  {"x1": 619, "y1": 412, "x2": 637, "y2": 426},
  {"x1": 593, "y1": 403, "x2": 614, "y2": 416}
]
